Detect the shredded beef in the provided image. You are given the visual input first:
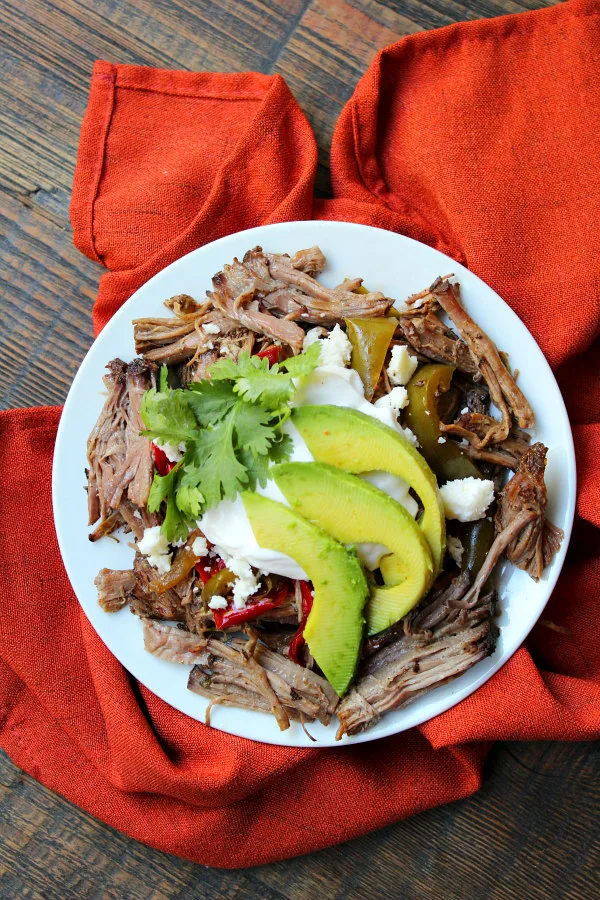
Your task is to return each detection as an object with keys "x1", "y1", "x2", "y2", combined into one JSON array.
[
  {"x1": 181, "y1": 626, "x2": 339, "y2": 730},
  {"x1": 94, "y1": 568, "x2": 136, "y2": 612},
  {"x1": 494, "y1": 443, "x2": 563, "y2": 580},
  {"x1": 86, "y1": 358, "x2": 156, "y2": 524},
  {"x1": 336, "y1": 588, "x2": 497, "y2": 738}
]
